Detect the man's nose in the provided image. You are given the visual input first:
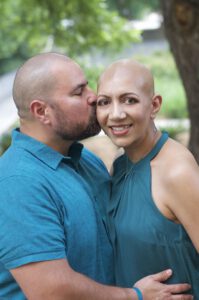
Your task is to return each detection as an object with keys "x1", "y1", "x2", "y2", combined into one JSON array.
[{"x1": 87, "y1": 88, "x2": 97, "y2": 106}]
